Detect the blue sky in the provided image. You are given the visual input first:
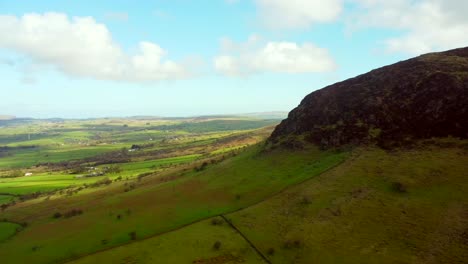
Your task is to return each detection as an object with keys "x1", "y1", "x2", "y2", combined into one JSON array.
[{"x1": 0, "y1": 0, "x2": 467, "y2": 118}]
